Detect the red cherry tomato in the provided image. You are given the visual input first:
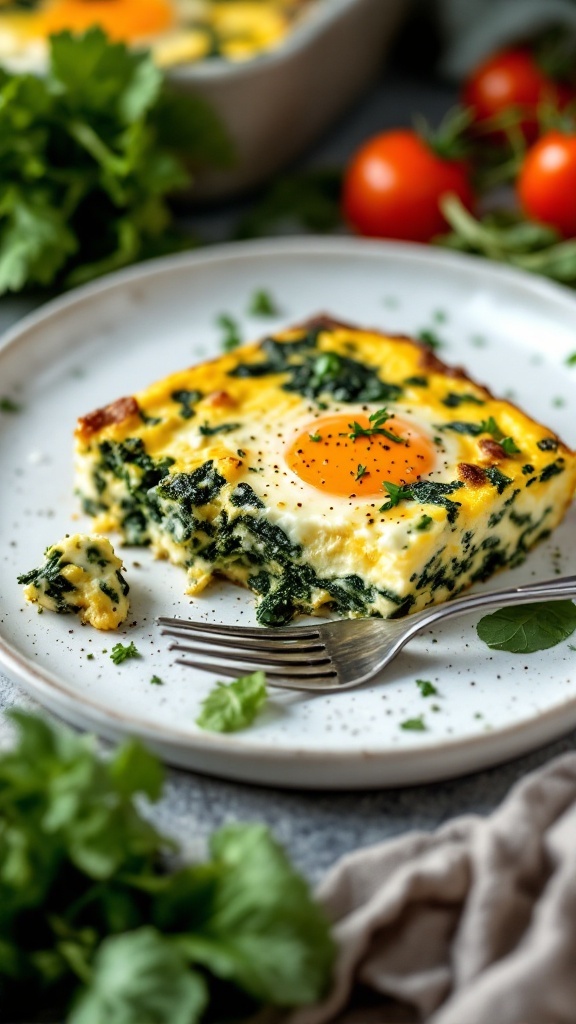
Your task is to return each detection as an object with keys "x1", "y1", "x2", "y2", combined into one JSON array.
[
  {"x1": 463, "y1": 48, "x2": 573, "y2": 142},
  {"x1": 517, "y1": 130, "x2": 576, "y2": 237},
  {"x1": 342, "y1": 129, "x2": 473, "y2": 243}
]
